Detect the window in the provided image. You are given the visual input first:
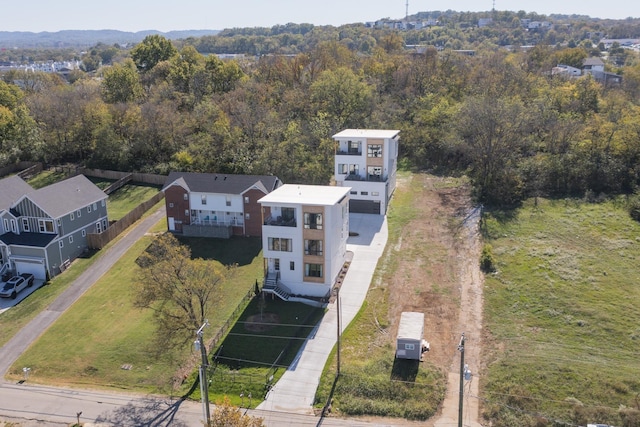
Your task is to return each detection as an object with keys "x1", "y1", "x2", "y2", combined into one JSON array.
[
  {"x1": 245, "y1": 213, "x2": 250, "y2": 219},
  {"x1": 274, "y1": 259, "x2": 280, "y2": 271},
  {"x1": 405, "y1": 343, "x2": 415, "y2": 351},
  {"x1": 338, "y1": 164, "x2": 348, "y2": 174},
  {"x1": 169, "y1": 203, "x2": 174, "y2": 208},
  {"x1": 268, "y1": 237, "x2": 292, "y2": 252},
  {"x1": 183, "y1": 193, "x2": 188, "y2": 201},
  {"x1": 305, "y1": 263, "x2": 323, "y2": 278},
  {"x1": 82, "y1": 229, "x2": 86, "y2": 237},
  {"x1": 101, "y1": 199, "x2": 105, "y2": 207},
  {"x1": 87, "y1": 205, "x2": 92, "y2": 213},
  {"x1": 244, "y1": 196, "x2": 250, "y2": 204},
  {"x1": 22, "y1": 218, "x2": 30, "y2": 232},
  {"x1": 184, "y1": 210, "x2": 189, "y2": 217},
  {"x1": 93, "y1": 202, "x2": 97, "y2": 210},
  {"x1": 348, "y1": 140, "x2": 360, "y2": 154},
  {"x1": 281, "y1": 207, "x2": 295, "y2": 221},
  {"x1": 372, "y1": 191, "x2": 380, "y2": 196},
  {"x1": 304, "y1": 213, "x2": 323, "y2": 230},
  {"x1": 96, "y1": 221, "x2": 102, "y2": 233},
  {"x1": 368, "y1": 166, "x2": 382, "y2": 180},
  {"x1": 368, "y1": 144, "x2": 382, "y2": 157},
  {"x1": 361, "y1": 191, "x2": 368, "y2": 196},
  {"x1": 59, "y1": 240, "x2": 64, "y2": 248},
  {"x1": 3, "y1": 219, "x2": 8, "y2": 231},
  {"x1": 69, "y1": 235, "x2": 73, "y2": 243},
  {"x1": 70, "y1": 212, "x2": 75, "y2": 220},
  {"x1": 290, "y1": 261, "x2": 295, "y2": 270},
  {"x1": 38, "y1": 219, "x2": 54, "y2": 233},
  {"x1": 226, "y1": 196, "x2": 231, "y2": 206},
  {"x1": 304, "y1": 239, "x2": 323, "y2": 256},
  {"x1": 201, "y1": 195, "x2": 207, "y2": 205},
  {"x1": 57, "y1": 219, "x2": 61, "y2": 226},
  {"x1": 350, "y1": 191, "x2": 357, "y2": 195},
  {"x1": 349, "y1": 164, "x2": 359, "y2": 175},
  {"x1": 76, "y1": 209, "x2": 81, "y2": 218}
]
